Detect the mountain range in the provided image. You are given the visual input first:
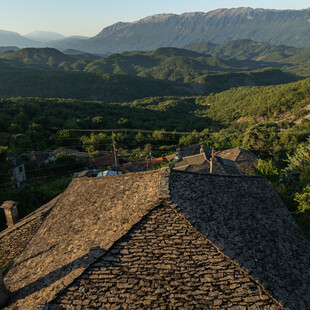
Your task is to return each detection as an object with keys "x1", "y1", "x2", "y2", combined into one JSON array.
[
  {"x1": 1, "y1": 8, "x2": 310, "y2": 54},
  {"x1": 0, "y1": 41, "x2": 305, "y2": 101}
]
